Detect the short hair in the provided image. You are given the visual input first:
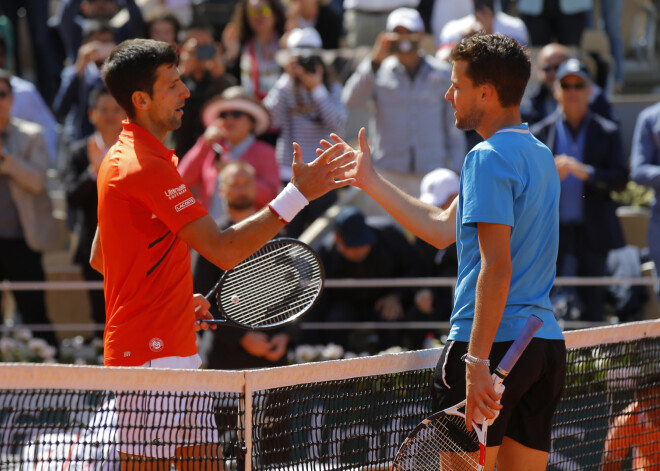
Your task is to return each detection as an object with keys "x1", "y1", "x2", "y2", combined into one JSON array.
[
  {"x1": 82, "y1": 20, "x2": 115, "y2": 42},
  {"x1": 220, "y1": 160, "x2": 256, "y2": 184},
  {"x1": 449, "y1": 33, "x2": 531, "y2": 108},
  {"x1": 88, "y1": 85, "x2": 112, "y2": 109},
  {"x1": 102, "y1": 39, "x2": 178, "y2": 119},
  {"x1": 0, "y1": 69, "x2": 12, "y2": 91},
  {"x1": 144, "y1": 7, "x2": 182, "y2": 42}
]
